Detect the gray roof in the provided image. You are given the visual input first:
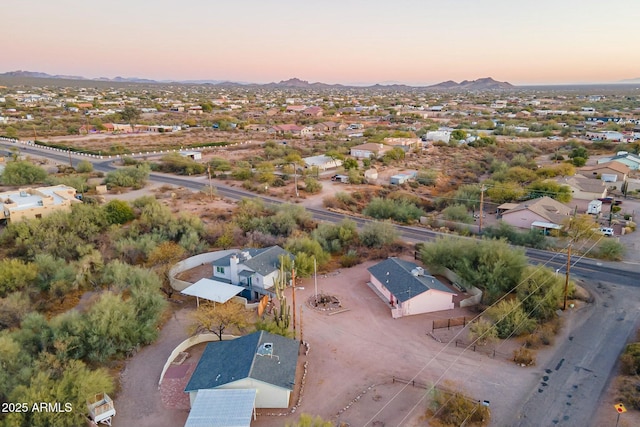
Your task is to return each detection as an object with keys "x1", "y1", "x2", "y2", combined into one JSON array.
[
  {"x1": 184, "y1": 331, "x2": 299, "y2": 393},
  {"x1": 367, "y1": 258, "x2": 454, "y2": 303},
  {"x1": 212, "y1": 246, "x2": 291, "y2": 277}
]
